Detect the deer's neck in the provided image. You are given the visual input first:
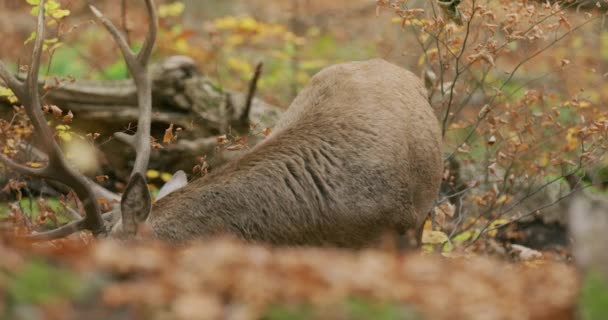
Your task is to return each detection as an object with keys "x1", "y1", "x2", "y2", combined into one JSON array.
[{"x1": 148, "y1": 132, "x2": 343, "y2": 244}]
